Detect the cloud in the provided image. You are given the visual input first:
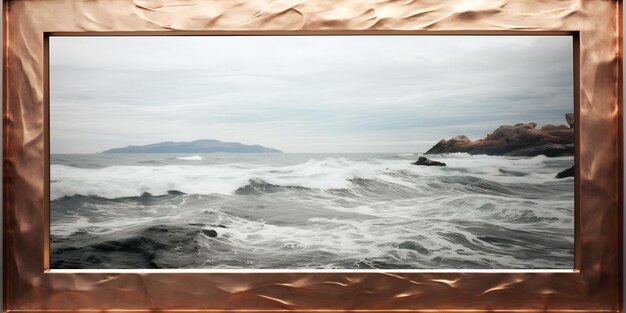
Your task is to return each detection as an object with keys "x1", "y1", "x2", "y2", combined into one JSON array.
[{"x1": 50, "y1": 36, "x2": 573, "y2": 153}]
